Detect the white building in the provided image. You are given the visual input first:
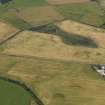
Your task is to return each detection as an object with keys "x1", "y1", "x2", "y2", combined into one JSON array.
[{"x1": 93, "y1": 65, "x2": 105, "y2": 76}]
